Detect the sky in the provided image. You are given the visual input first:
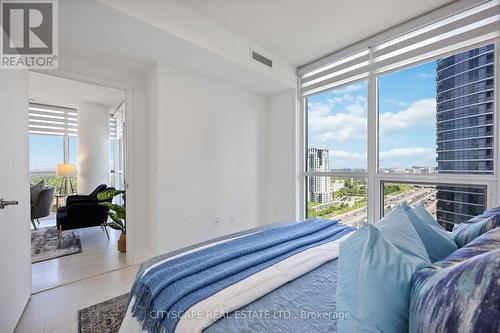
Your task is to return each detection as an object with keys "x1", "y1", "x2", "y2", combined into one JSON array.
[
  {"x1": 307, "y1": 60, "x2": 438, "y2": 170},
  {"x1": 30, "y1": 135, "x2": 77, "y2": 171}
]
